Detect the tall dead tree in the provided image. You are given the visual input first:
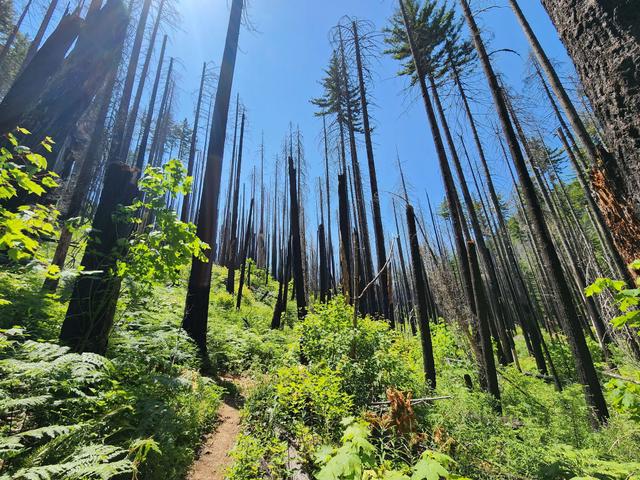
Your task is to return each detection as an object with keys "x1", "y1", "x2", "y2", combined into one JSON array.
[
  {"x1": 406, "y1": 203, "x2": 436, "y2": 387},
  {"x1": 539, "y1": 0, "x2": 640, "y2": 215},
  {"x1": 108, "y1": 0, "x2": 153, "y2": 163},
  {"x1": 460, "y1": 0, "x2": 608, "y2": 425},
  {"x1": 181, "y1": 61, "x2": 207, "y2": 221},
  {"x1": 183, "y1": 0, "x2": 243, "y2": 355},
  {"x1": 352, "y1": 20, "x2": 391, "y2": 325},
  {"x1": 288, "y1": 155, "x2": 307, "y2": 319}
]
